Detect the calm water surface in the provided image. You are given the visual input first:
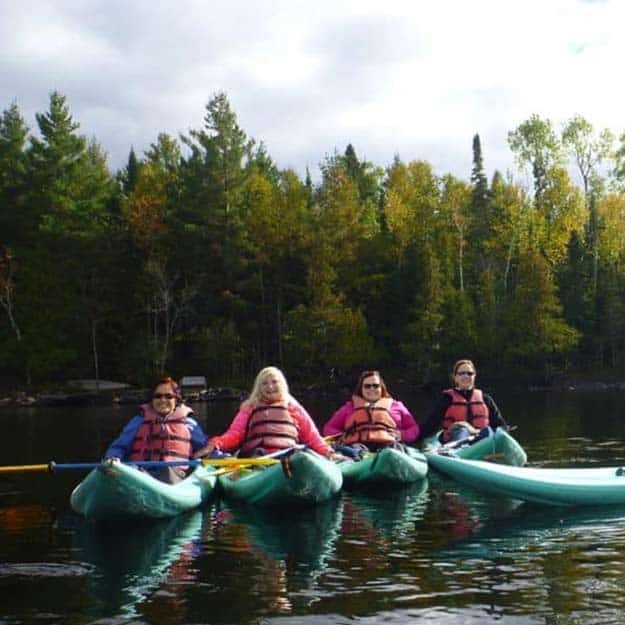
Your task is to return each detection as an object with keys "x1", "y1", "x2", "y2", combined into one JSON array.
[{"x1": 3, "y1": 390, "x2": 625, "y2": 625}]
